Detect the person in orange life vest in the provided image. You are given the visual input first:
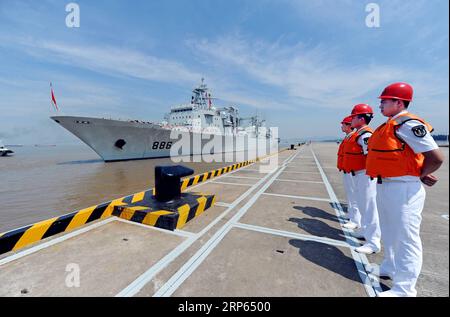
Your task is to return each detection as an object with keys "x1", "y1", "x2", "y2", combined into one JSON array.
[
  {"x1": 342, "y1": 104, "x2": 381, "y2": 254},
  {"x1": 338, "y1": 116, "x2": 361, "y2": 230},
  {"x1": 366, "y1": 82, "x2": 444, "y2": 297}
]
